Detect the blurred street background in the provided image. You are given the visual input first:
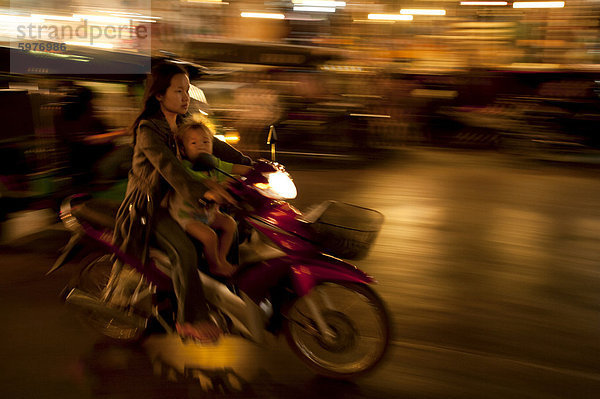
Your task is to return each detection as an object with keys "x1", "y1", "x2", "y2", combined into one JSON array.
[
  {"x1": 1, "y1": 0, "x2": 600, "y2": 397},
  {"x1": 1, "y1": 150, "x2": 600, "y2": 398}
]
